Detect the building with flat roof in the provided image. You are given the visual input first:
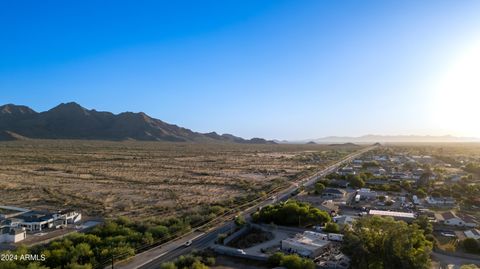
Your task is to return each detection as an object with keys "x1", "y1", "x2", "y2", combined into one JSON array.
[
  {"x1": 464, "y1": 229, "x2": 480, "y2": 240},
  {"x1": 368, "y1": 210, "x2": 416, "y2": 222},
  {"x1": 322, "y1": 188, "x2": 346, "y2": 199},
  {"x1": 281, "y1": 231, "x2": 331, "y2": 258},
  {"x1": 437, "y1": 211, "x2": 478, "y2": 228},
  {"x1": 3, "y1": 208, "x2": 82, "y2": 232},
  {"x1": 0, "y1": 206, "x2": 29, "y2": 219},
  {"x1": 0, "y1": 220, "x2": 26, "y2": 243}
]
